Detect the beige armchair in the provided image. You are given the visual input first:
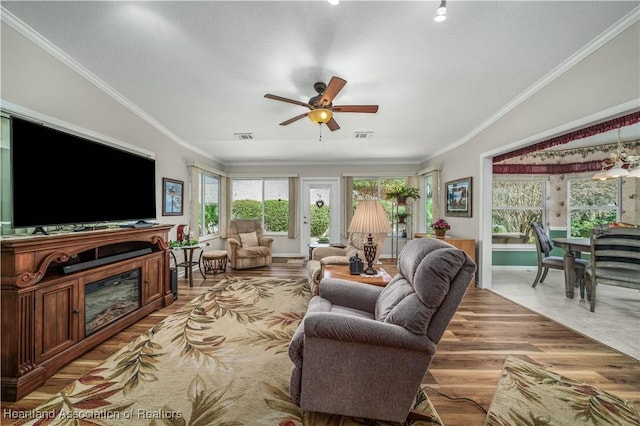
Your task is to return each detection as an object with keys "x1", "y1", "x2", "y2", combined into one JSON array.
[
  {"x1": 290, "y1": 238, "x2": 476, "y2": 422},
  {"x1": 226, "y1": 219, "x2": 273, "y2": 269},
  {"x1": 306, "y1": 232, "x2": 386, "y2": 295}
]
